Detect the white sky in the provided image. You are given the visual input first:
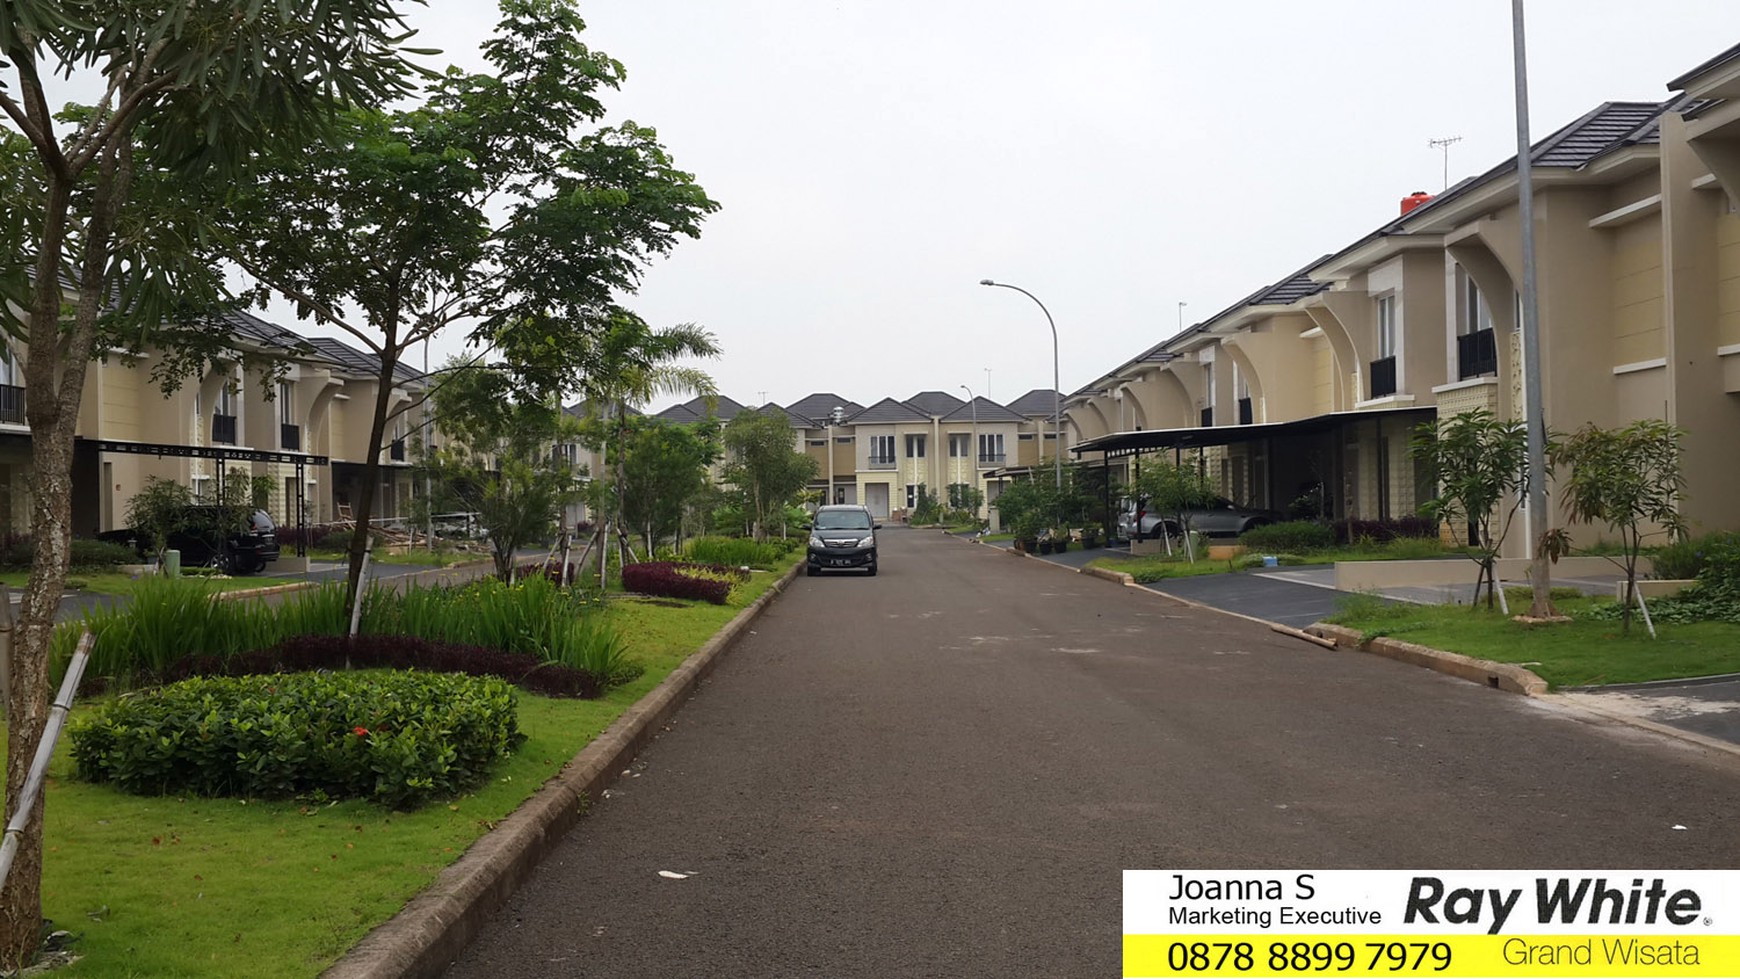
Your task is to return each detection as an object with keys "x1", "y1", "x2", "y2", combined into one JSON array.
[{"x1": 24, "y1": 2, "x2": 1740, "y2": 413}]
